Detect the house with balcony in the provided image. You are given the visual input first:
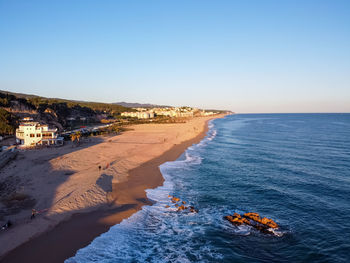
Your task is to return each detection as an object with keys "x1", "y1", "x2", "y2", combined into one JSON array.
[{"x1": 16, "y1": 122, "x2": 64, "y2": 147}]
